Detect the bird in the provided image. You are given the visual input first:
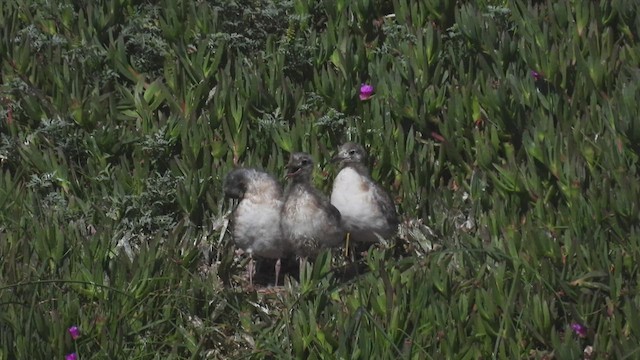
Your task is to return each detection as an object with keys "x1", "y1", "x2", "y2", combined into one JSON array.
[
  {"x1": 280, "y1": 152, "x2": 345, "y2": 271},
  {"x1": 223, "y1": 167, "x2": 286, "y2": 287},
  {"x1": 330, "y1": 142, "x2": 399, "y2": 249}
]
